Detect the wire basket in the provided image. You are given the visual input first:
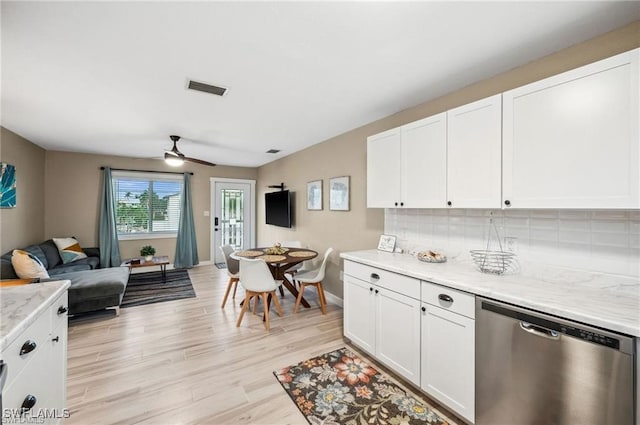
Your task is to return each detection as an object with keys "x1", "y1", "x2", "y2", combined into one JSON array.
[
  {"x1": 470, "y1": 215, "x2": 517, "y2": 275},
  {"x1": 470, "y1": 250, "x2": 516, "y2": 274}
]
